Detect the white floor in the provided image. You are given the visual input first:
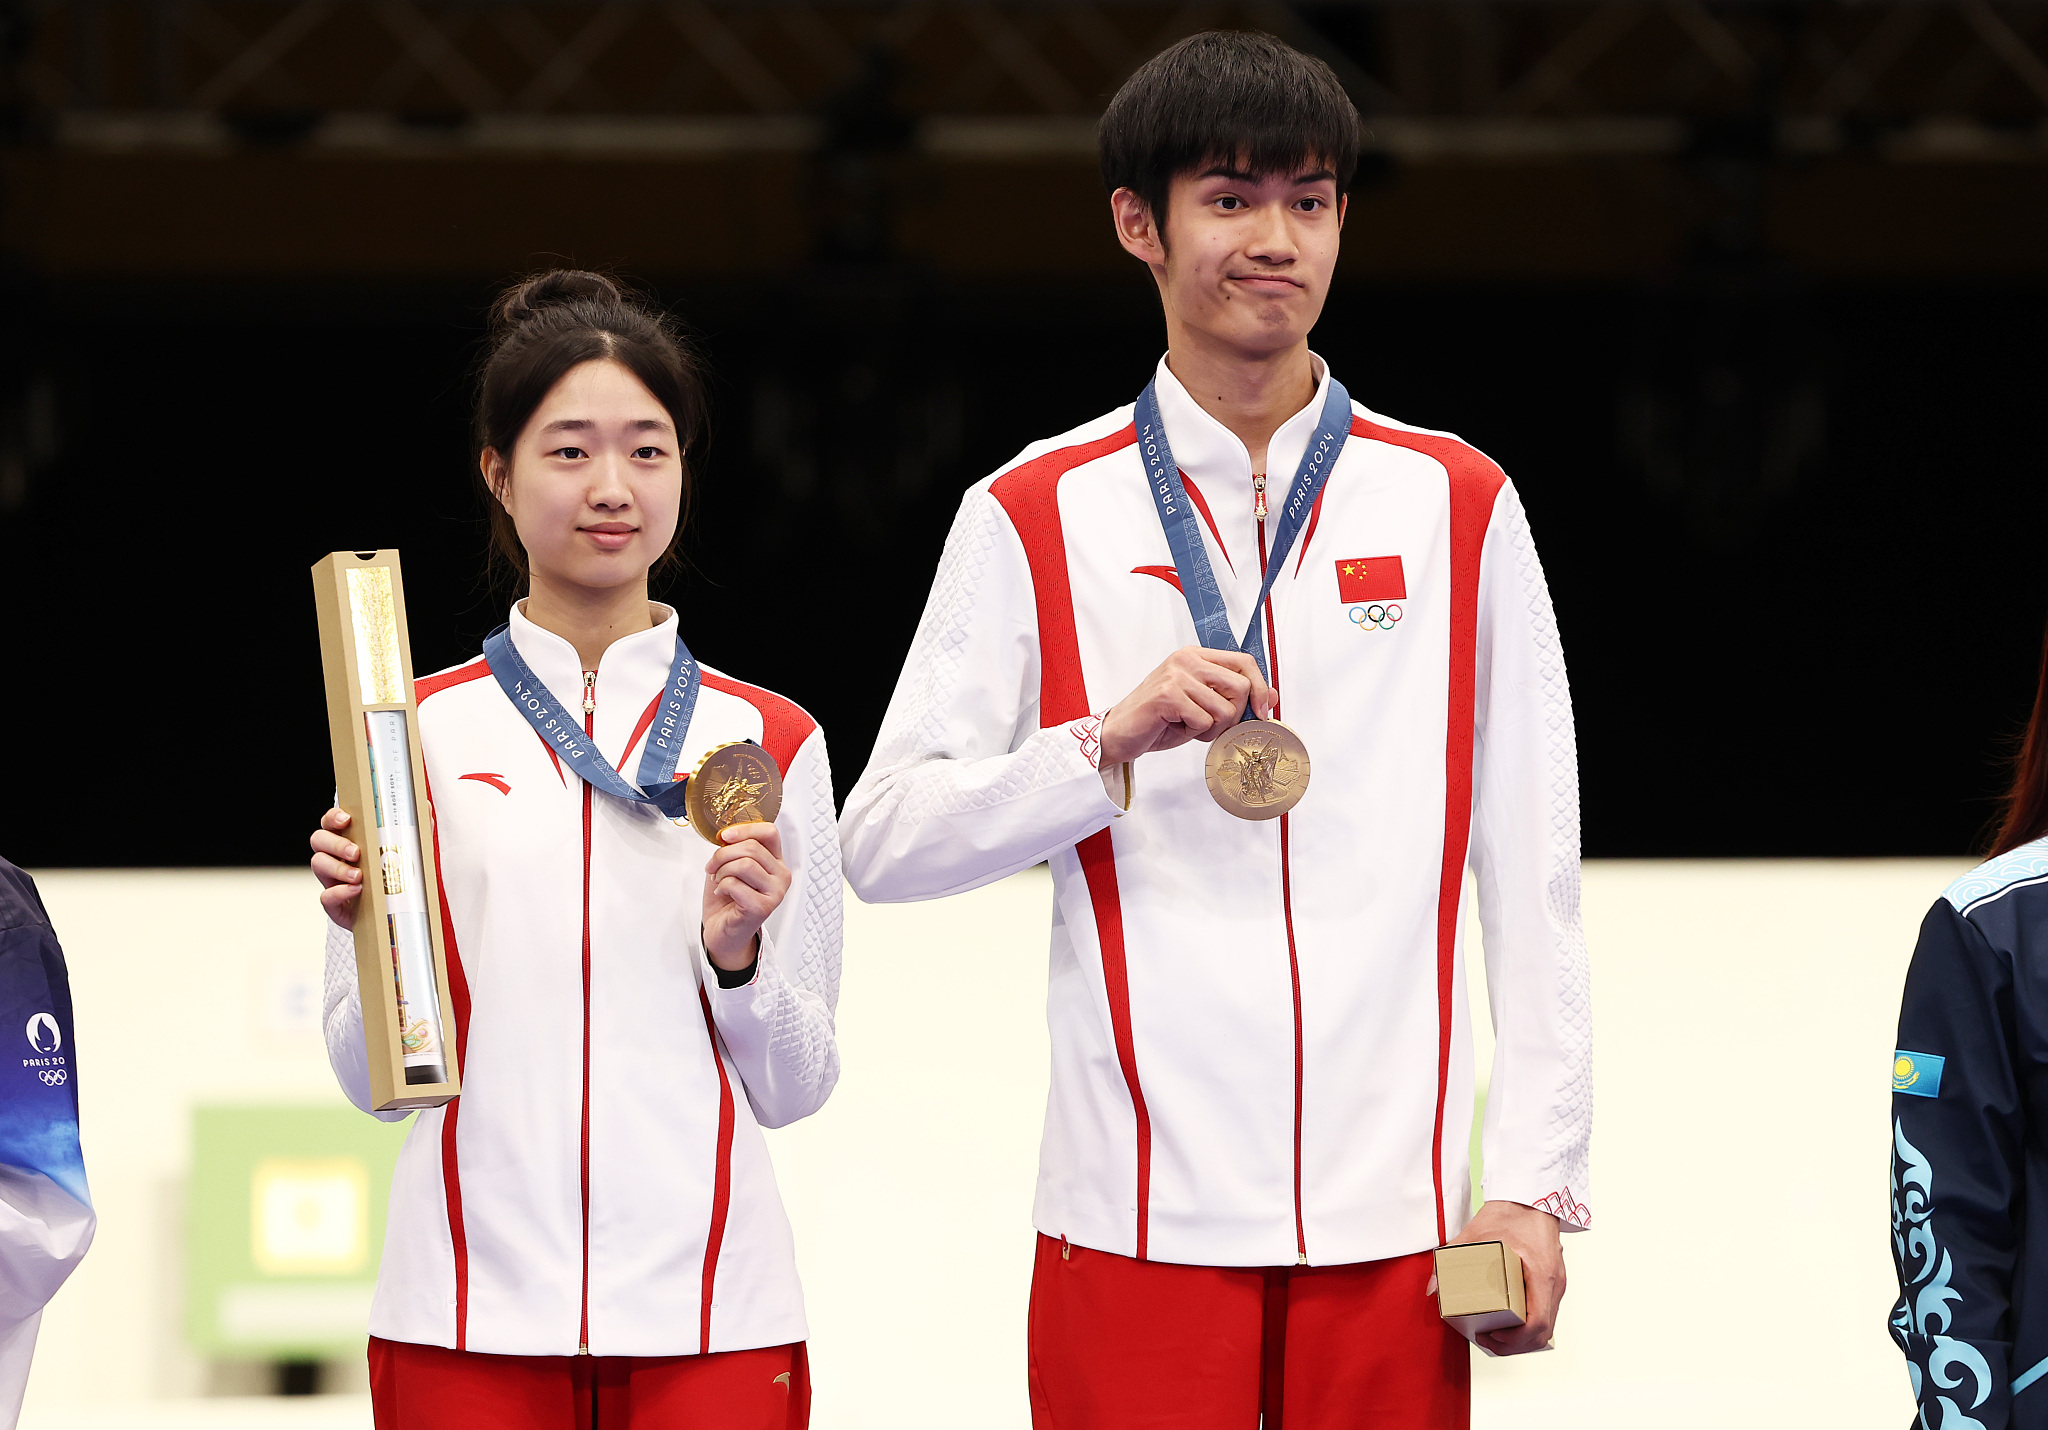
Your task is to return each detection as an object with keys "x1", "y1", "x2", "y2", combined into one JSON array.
[{"x1": 17, "y1": 859, "x2": 1948, "y2": 1427}]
